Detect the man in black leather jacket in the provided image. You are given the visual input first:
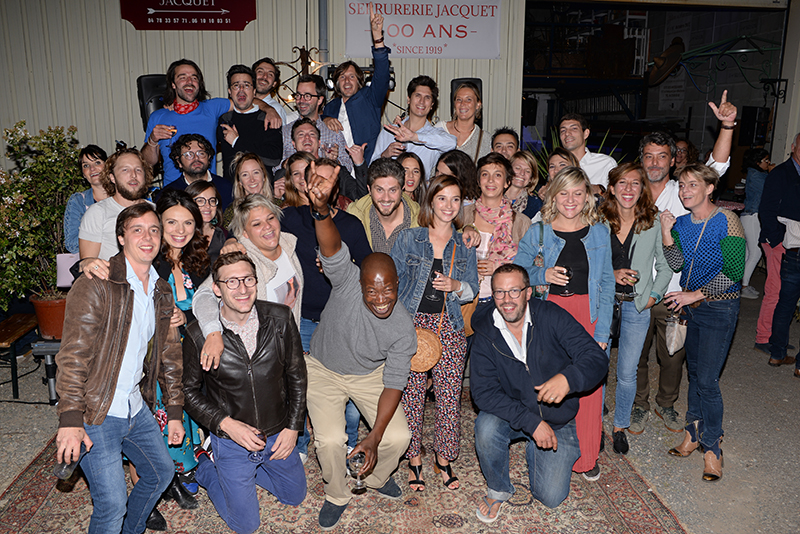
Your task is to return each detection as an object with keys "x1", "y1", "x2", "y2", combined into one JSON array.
[{"x1": 183, "y1": 251, "x2": 307, "y2": 534}]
